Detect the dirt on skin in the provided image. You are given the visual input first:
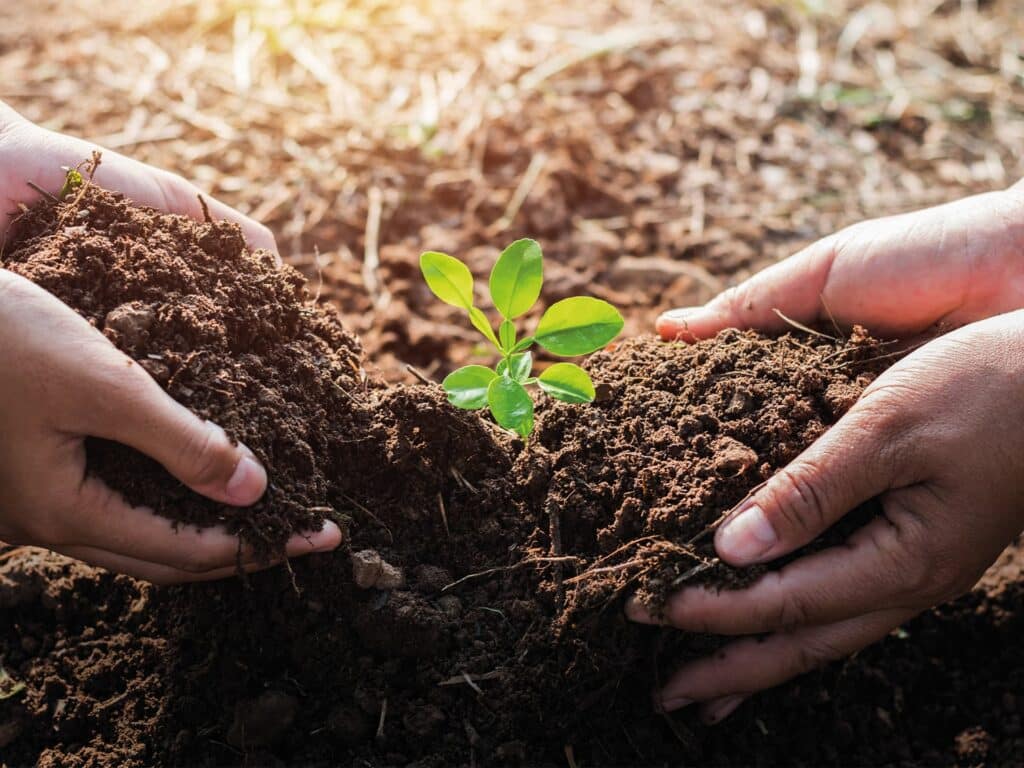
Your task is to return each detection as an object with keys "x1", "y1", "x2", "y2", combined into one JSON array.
[{"x1": 1, "y1": 187, "x2": 1022, "y2": 766}]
